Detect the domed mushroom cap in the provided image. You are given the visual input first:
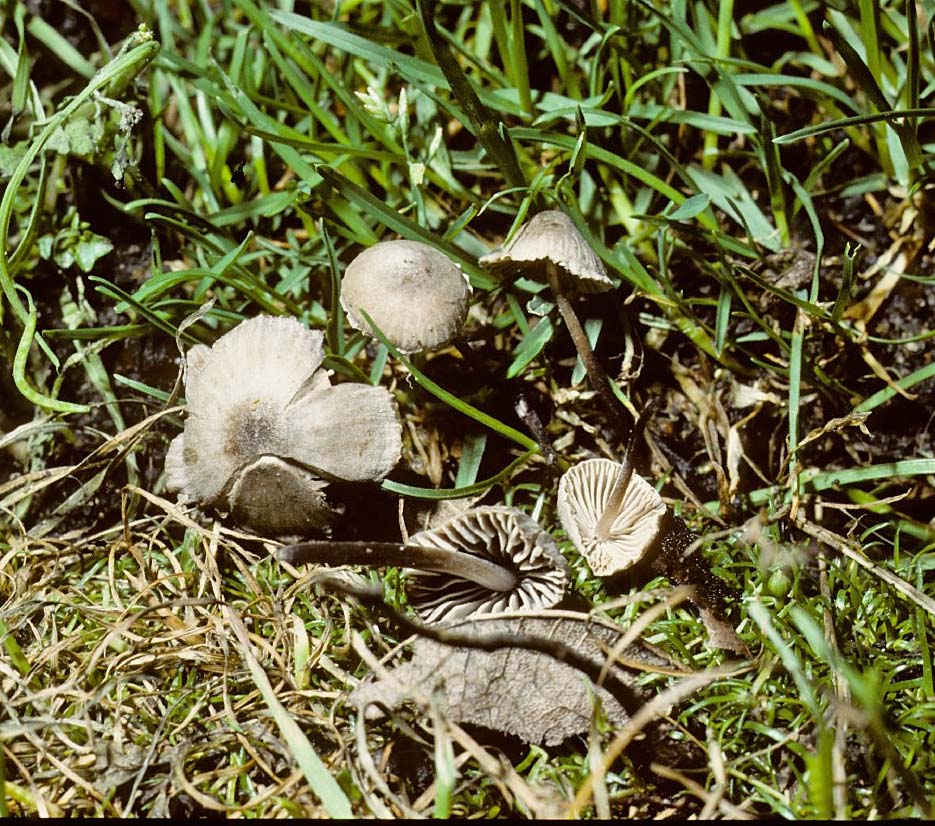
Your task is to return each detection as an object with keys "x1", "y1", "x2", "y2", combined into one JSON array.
[
  {"x1": 557, "y1": 458, "x2": 666, "y2": 576},
  {"x1": 165, "y1": 315, "x2": 402, "y2": 535},
  {"x1": 405, "y1": 505, "x2": 569, "y2": 624},
  {"x1": 479, "y1": 210, "x2": 612, "y2": 294},
  {"x1": 341, "y1": 239, "x2": 472, "y2": 353}
]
